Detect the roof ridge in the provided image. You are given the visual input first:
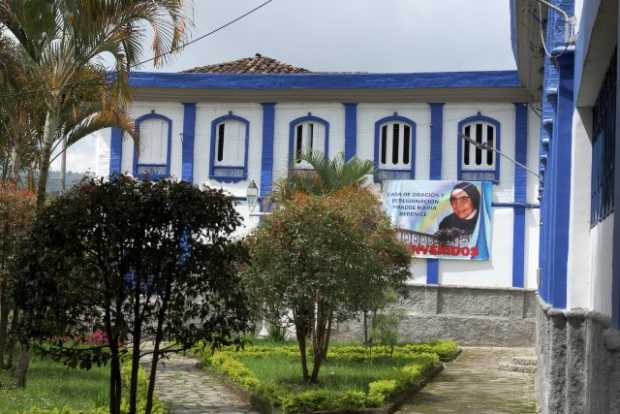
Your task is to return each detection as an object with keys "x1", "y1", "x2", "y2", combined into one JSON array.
[{"x1": 184, "y1": 53, "x2": 310, "y2": 74}]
